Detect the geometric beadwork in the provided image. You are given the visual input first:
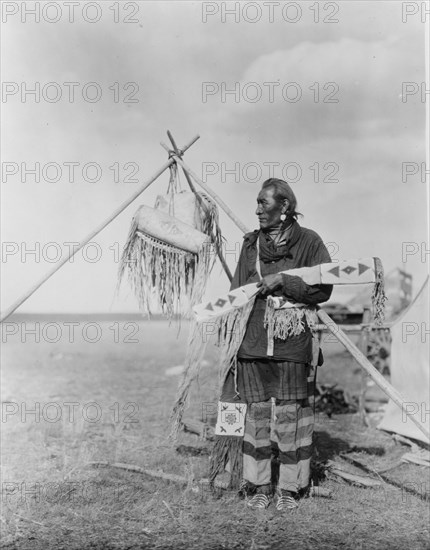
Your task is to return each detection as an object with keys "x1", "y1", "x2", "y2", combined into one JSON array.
[
  {"x1": 321, "y1": 258, "x2": 375, "y2": 285},
  {"x1": 214, "y1": 402, "x2": 247, "y2": 436}
]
